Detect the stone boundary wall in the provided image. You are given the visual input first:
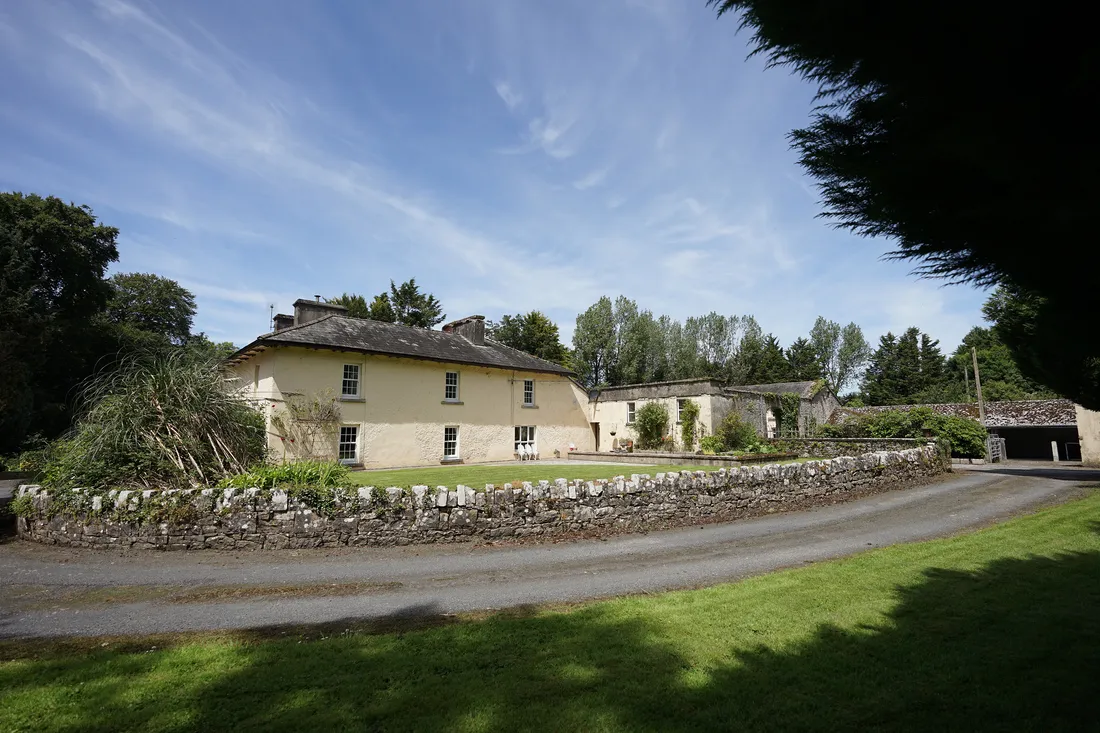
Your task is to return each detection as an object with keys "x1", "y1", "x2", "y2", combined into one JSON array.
[
  {"x1": 567, "y1": 451, "x2": 754, "y2": 467},
  {"x1": 16, "y1": 444, "x2": 948, "y2": 551},
  {"x1": 766, "y1": 437, "x2": 924, "y2": 459}
]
